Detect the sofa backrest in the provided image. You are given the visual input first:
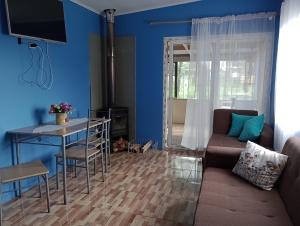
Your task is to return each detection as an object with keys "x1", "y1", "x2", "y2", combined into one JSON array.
[
  {"x1": 213, "y1": 109, "x2": 258, "y2": 134},
  {"x1": 279, "y1": 137, "x2": 300, "y2": 226}
]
